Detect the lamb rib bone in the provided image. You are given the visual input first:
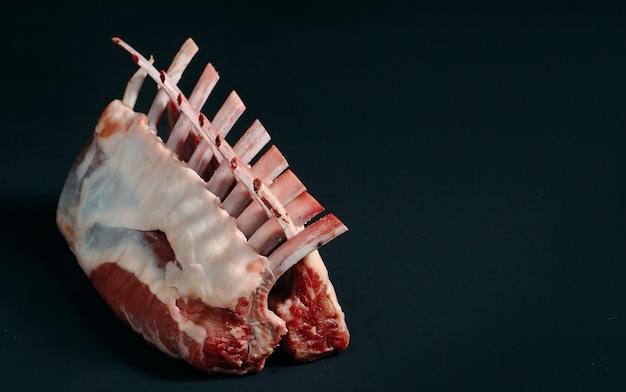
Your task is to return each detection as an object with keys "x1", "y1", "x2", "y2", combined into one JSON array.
[{"x1": 165, "y1": 62, "x2": 219, "y2": 154}]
